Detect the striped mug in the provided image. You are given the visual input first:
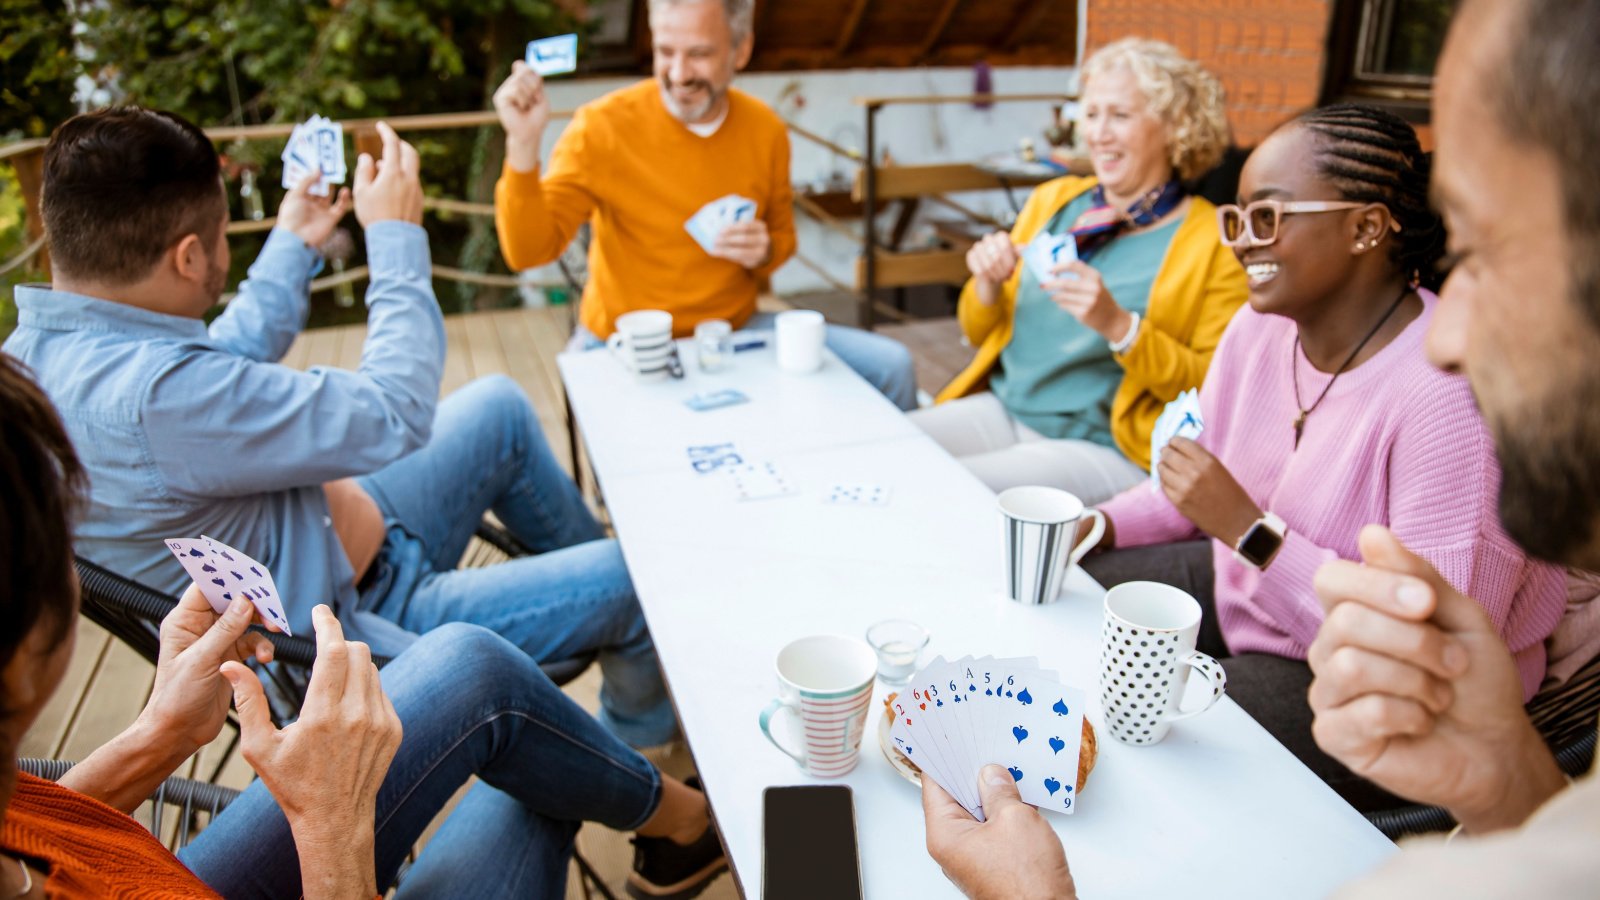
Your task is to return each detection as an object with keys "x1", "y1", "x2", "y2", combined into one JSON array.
[
  {"x1": 998, "y1": 486, "x2": 1106, "y2": 605},
  {"x1": 759, "y1": 635, "x2": 878, "y2": 777}
]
